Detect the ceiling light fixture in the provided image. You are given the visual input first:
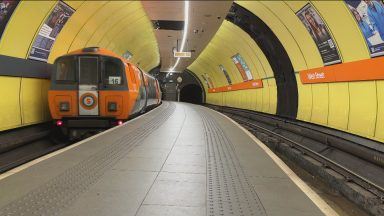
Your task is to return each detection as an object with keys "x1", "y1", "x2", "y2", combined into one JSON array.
[{"x1": 170, "y1": 0, "x2": 189, "y2": 72}]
